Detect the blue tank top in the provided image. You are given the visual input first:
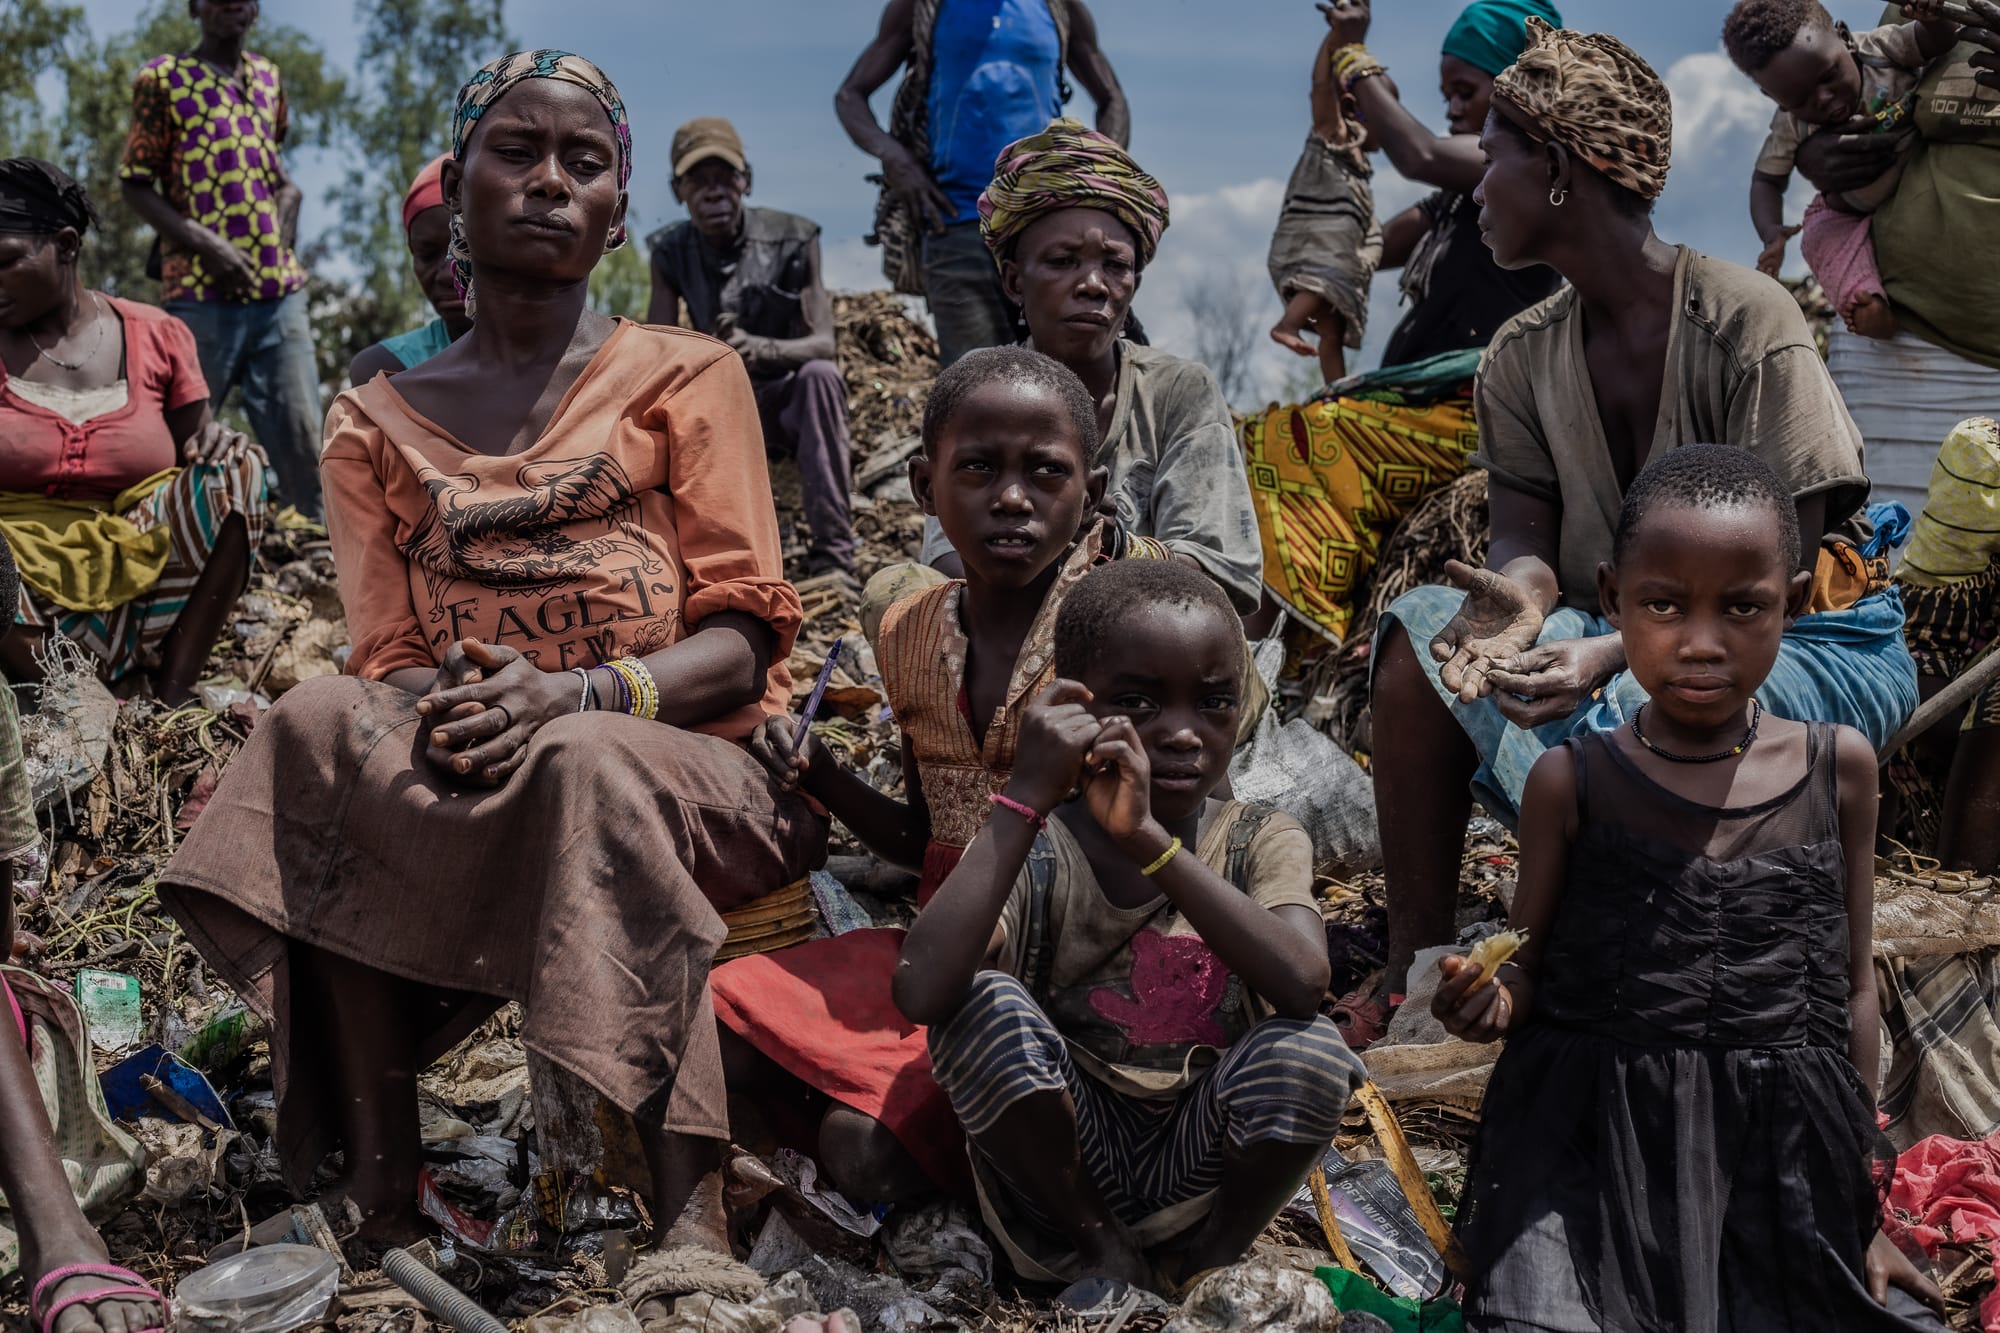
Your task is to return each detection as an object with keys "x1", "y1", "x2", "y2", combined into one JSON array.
[{"x1": 927, "y1": 0, "x2": 1062, "y2": 224}]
